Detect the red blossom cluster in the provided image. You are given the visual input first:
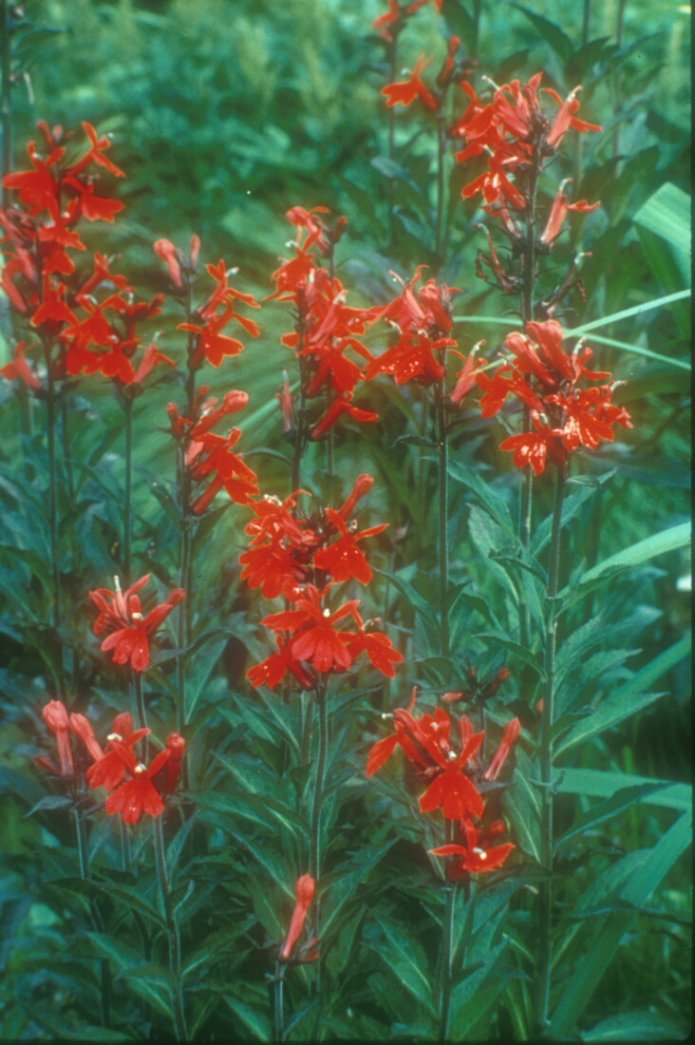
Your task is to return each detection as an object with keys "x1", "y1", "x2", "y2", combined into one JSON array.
[
  {"x1": 367, "y1": 687, "x2": 520, "y2": 876},
  {"x1": 453, "y1": 72, "x2": 601, "y2": 215},
  {"x1": 373, "y1": 0, "x2": 445, "y2": 43},
  {"x1": 268, "y1": 206, "x2": 380, "y2": 439},
  {"x1": 38, "y1": 702, "x2": 185, "y2": 824},
  {"x1": 366, "y1": 265, "x2": 461, "y2": 386},
  {"x1": 154, "y1": 239, "x2": 261, "y2": 370},
  {"x1": 243, "y1": 474, "x2": 403, "y2": 690},
  {"x1": 88, "y1": 573, "x2": 185, "y2": 672},
  {"x1": 168, "y1": 386, "x2": 259, "y2": 513},
  {"x1": 381, "y1": 36, "x2": 468, "y2": 113},
  {"x1": 0, "y1": 122, "x2": 172, "y2": 390},
  {"x1": 477, "y1": 319, "x2": 633, "y2": 475}
]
